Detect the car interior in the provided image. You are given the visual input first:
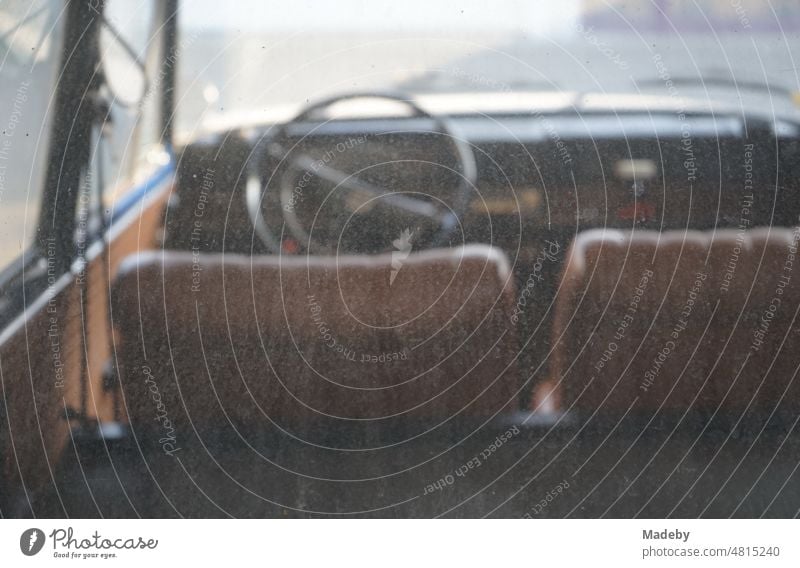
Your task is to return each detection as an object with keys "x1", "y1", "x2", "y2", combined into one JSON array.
[{"x1": 2, "y1": 0, "x2": 800, "y2": 518}]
